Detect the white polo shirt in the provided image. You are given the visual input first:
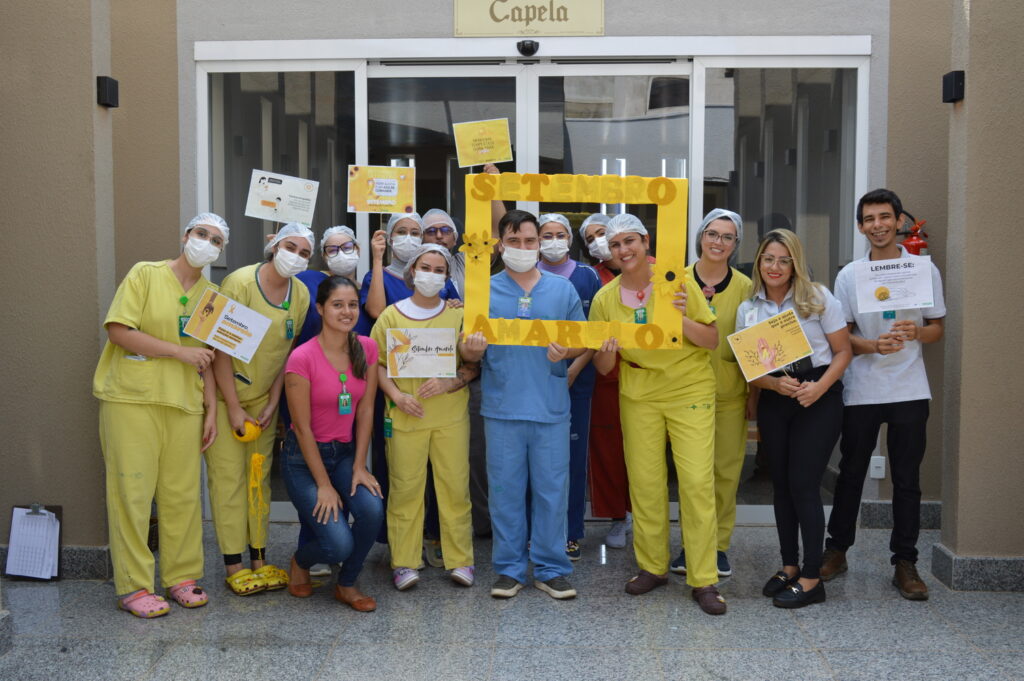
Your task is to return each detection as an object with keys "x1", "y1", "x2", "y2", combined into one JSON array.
[
  {"x1": 832, "y1": 246, "x2": 946, "y2": 406},
  {"x1": 735, "y1": 284, "x2": 847, "y2": 369}
]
